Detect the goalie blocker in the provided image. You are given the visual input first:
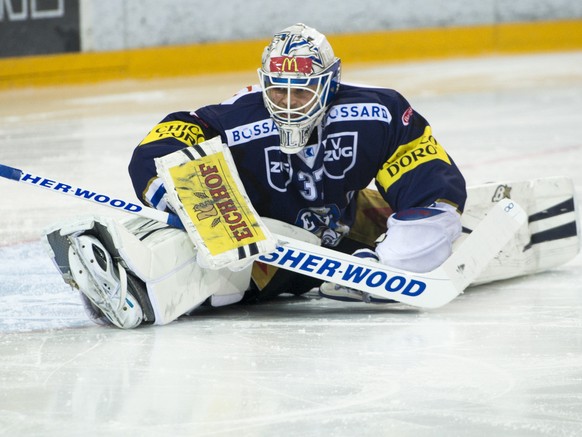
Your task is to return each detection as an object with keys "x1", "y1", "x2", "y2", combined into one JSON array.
[{"x1": 154, "y1": 136, "x2": 277, "y2": 270}]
